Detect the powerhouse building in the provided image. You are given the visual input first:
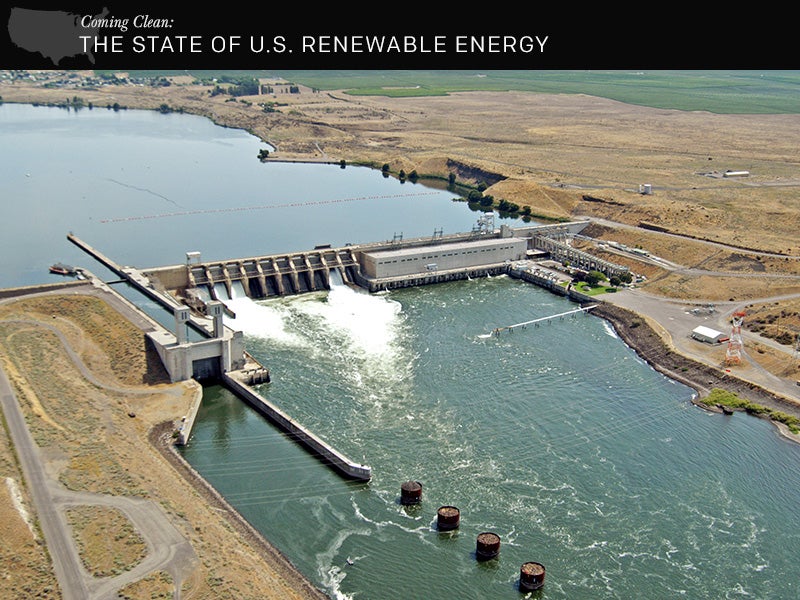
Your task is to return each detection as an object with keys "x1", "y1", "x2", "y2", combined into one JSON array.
[{"x1": 359, "y1": 236, "x2": 528, "y2": 280}]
